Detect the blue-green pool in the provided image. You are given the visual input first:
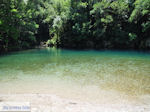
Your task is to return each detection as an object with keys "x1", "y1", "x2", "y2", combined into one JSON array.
[{"x1": 0, "y1": 48, "x2": 150, "y2": 101}]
